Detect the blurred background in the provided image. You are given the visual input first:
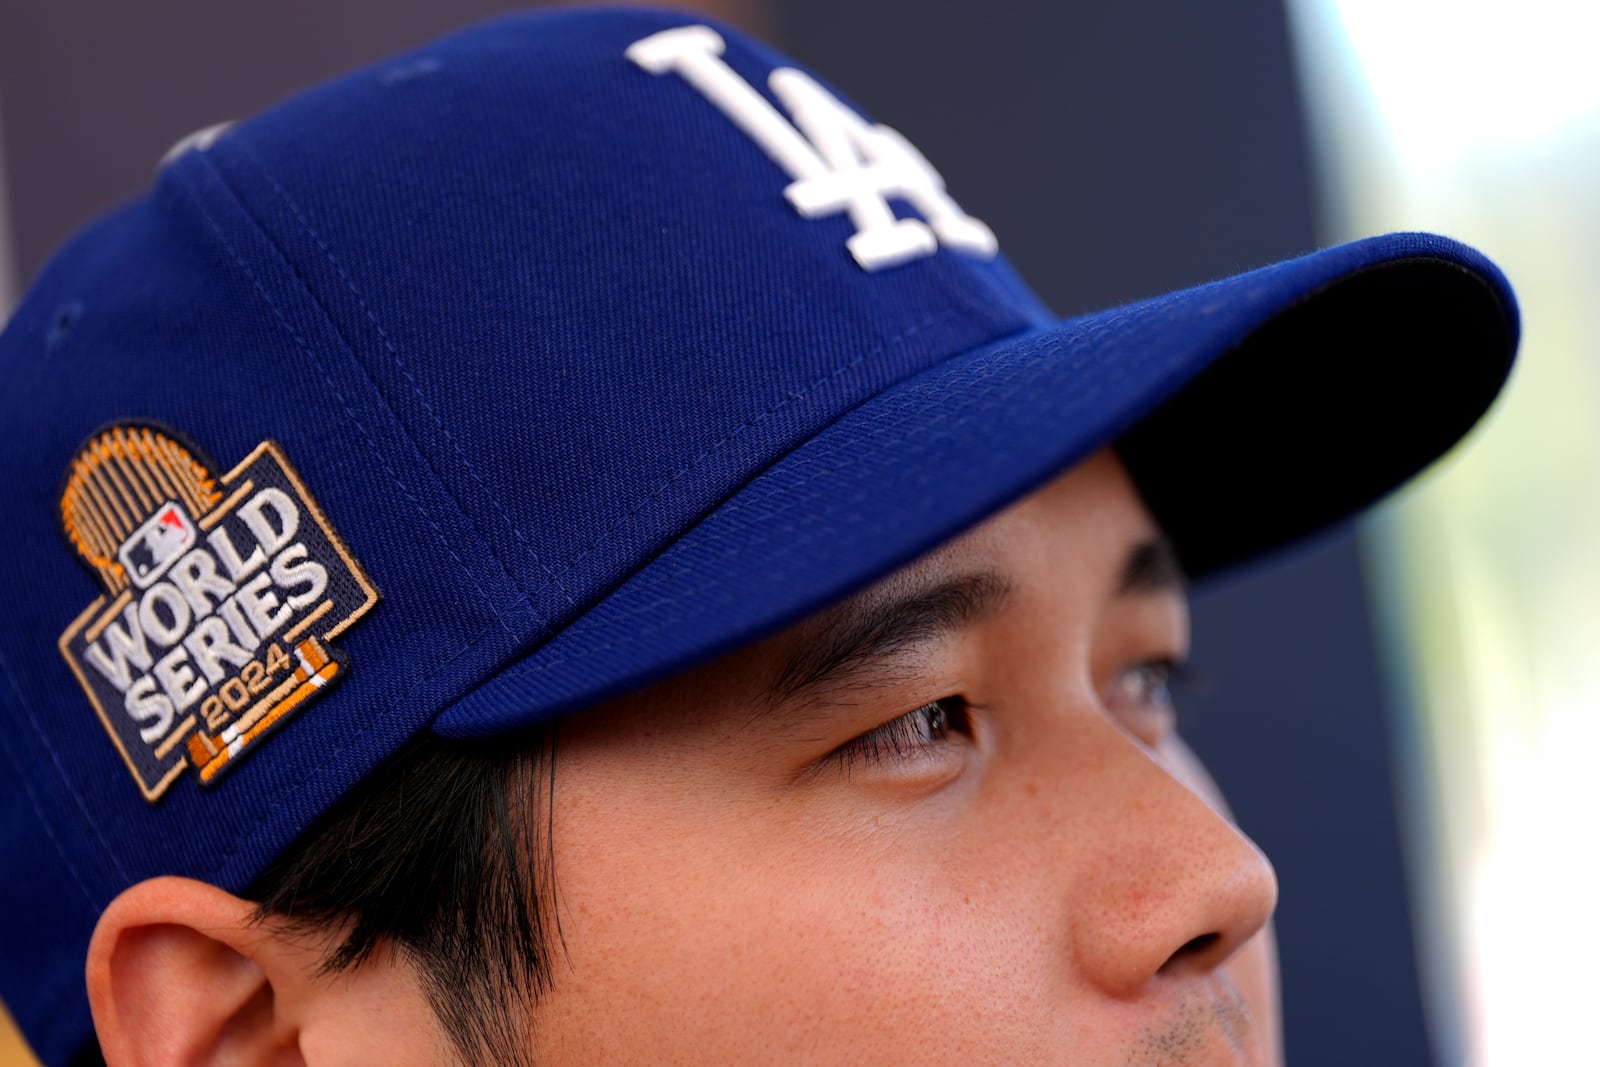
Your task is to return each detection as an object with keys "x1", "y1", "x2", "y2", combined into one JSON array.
[{"x1": 1, "y1": 1, "x2": 1592, "y2": 1064}]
